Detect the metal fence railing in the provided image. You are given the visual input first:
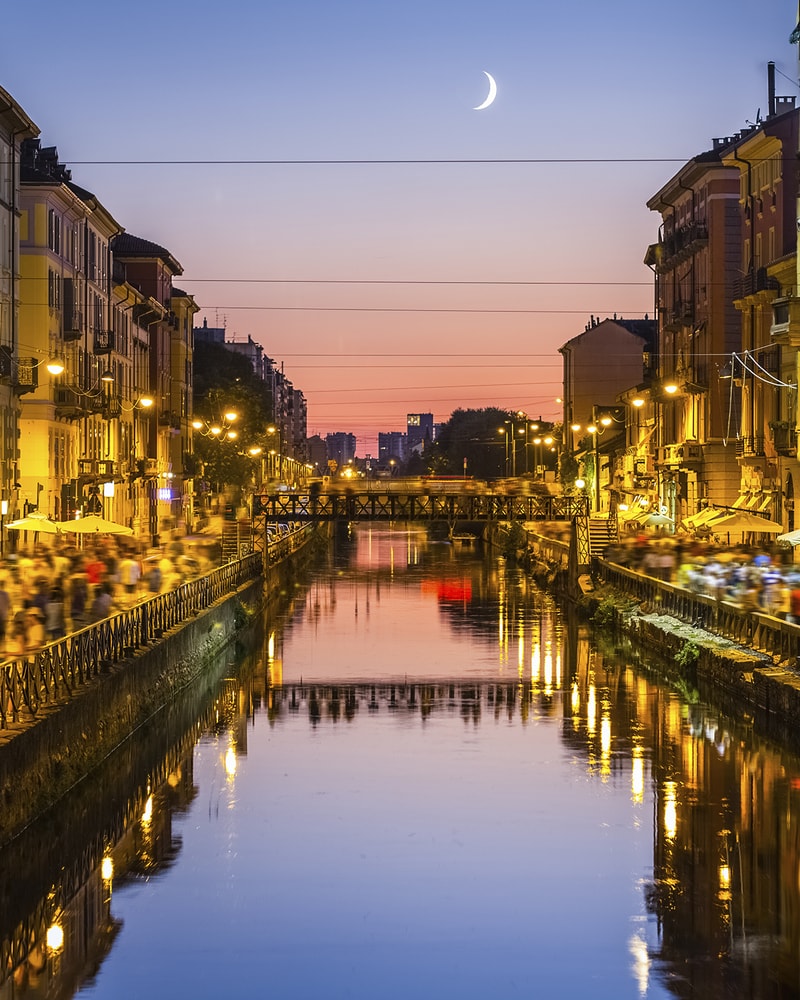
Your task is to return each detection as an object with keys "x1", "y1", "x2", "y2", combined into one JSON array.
[
  {"x1": 594, "y1": 560, "x2": 800, "y2": 664},
  {"x1": 0, "y1": 552, "x2": 263, "y2": 730},
  {"x1": 524, "y1": 529, "x2": 800, "y2": 665}
]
